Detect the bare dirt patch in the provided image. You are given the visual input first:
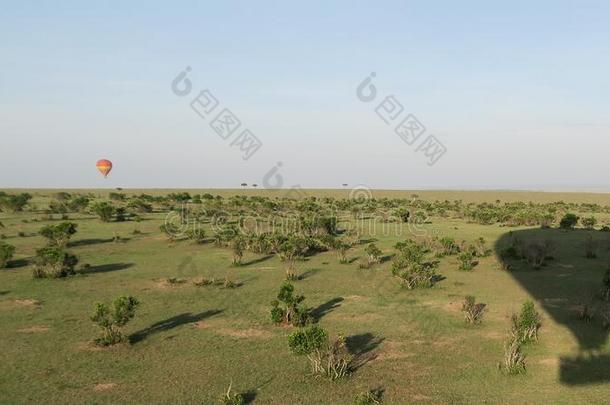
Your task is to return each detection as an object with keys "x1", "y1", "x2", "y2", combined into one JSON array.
[
  {"x1": 537, "y1": 357, "x2": 560, "y2": 367},
  {"x1": 12, "y1": 299, "x2": 42, "y2": 307},
  {"x1": 376, "y1": 340, "x2": 415, "y2": 361},
  {"x1": 194, "y1": 321, "x2": 273, "y2": 338},
  {"x1": 17, "y1": 325, "x2": 49, "y2": 333},
  {"x1": 93, "y1": 383, "x2": 117, "y2": 391}
]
